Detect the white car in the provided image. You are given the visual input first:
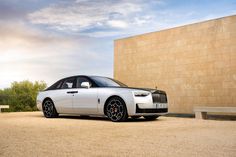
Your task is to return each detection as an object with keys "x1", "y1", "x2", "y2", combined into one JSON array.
[{"x1": 37, "y1": 75, "x2": 168, "y2": 122}]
